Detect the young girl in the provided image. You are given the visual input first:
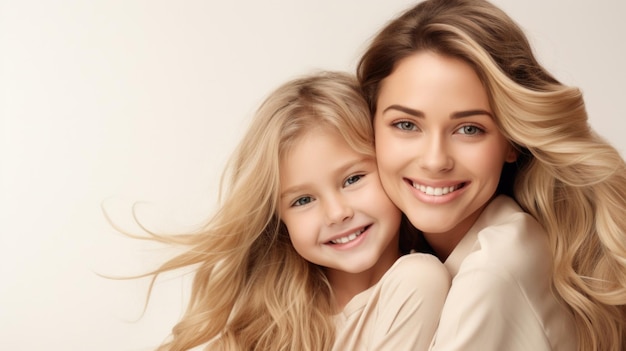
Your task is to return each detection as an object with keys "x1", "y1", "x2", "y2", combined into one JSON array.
[
  {"x1": 357, "y1": 0, "x2": 626, "y2": 350},
  {"x1": 138, "y1": 71, "x2": 449, "y2": 350}
]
